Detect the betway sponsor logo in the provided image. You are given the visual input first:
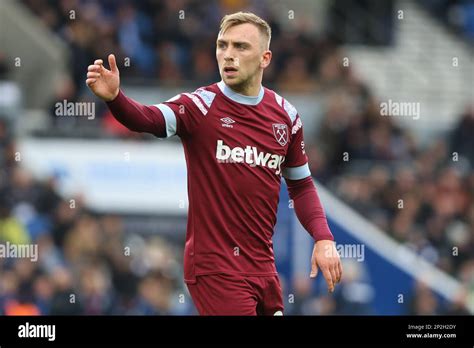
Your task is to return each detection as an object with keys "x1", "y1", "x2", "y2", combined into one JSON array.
[{"x1": 216, "y1": 140, "x2": 284, "y2": 175}]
